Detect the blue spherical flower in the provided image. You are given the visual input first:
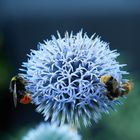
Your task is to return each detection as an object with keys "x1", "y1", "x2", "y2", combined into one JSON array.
[
  {"x1": 20, "y1": 31, "x2": 128, "y2": 127},
  {"x1": 22, "y1": 123, "x2": 81, "y2": 140}
]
